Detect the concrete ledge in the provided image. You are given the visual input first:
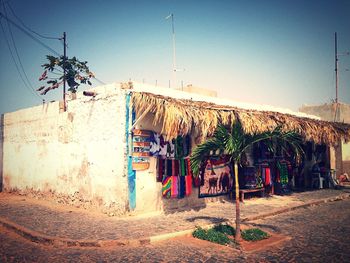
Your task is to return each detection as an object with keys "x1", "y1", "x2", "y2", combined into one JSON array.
[{"x1": 1, "y1": 193, "x2": 349, "y2": 248}]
